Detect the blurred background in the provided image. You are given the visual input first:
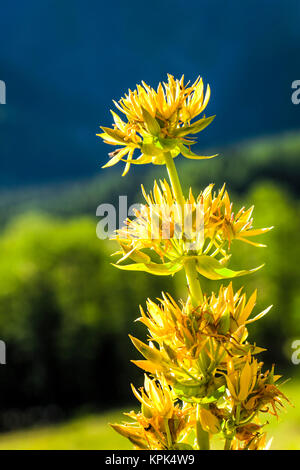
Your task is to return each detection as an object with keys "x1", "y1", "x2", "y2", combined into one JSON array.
[{"x1": 0, "y1": 0, "x2": 300, "y2": 449}]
